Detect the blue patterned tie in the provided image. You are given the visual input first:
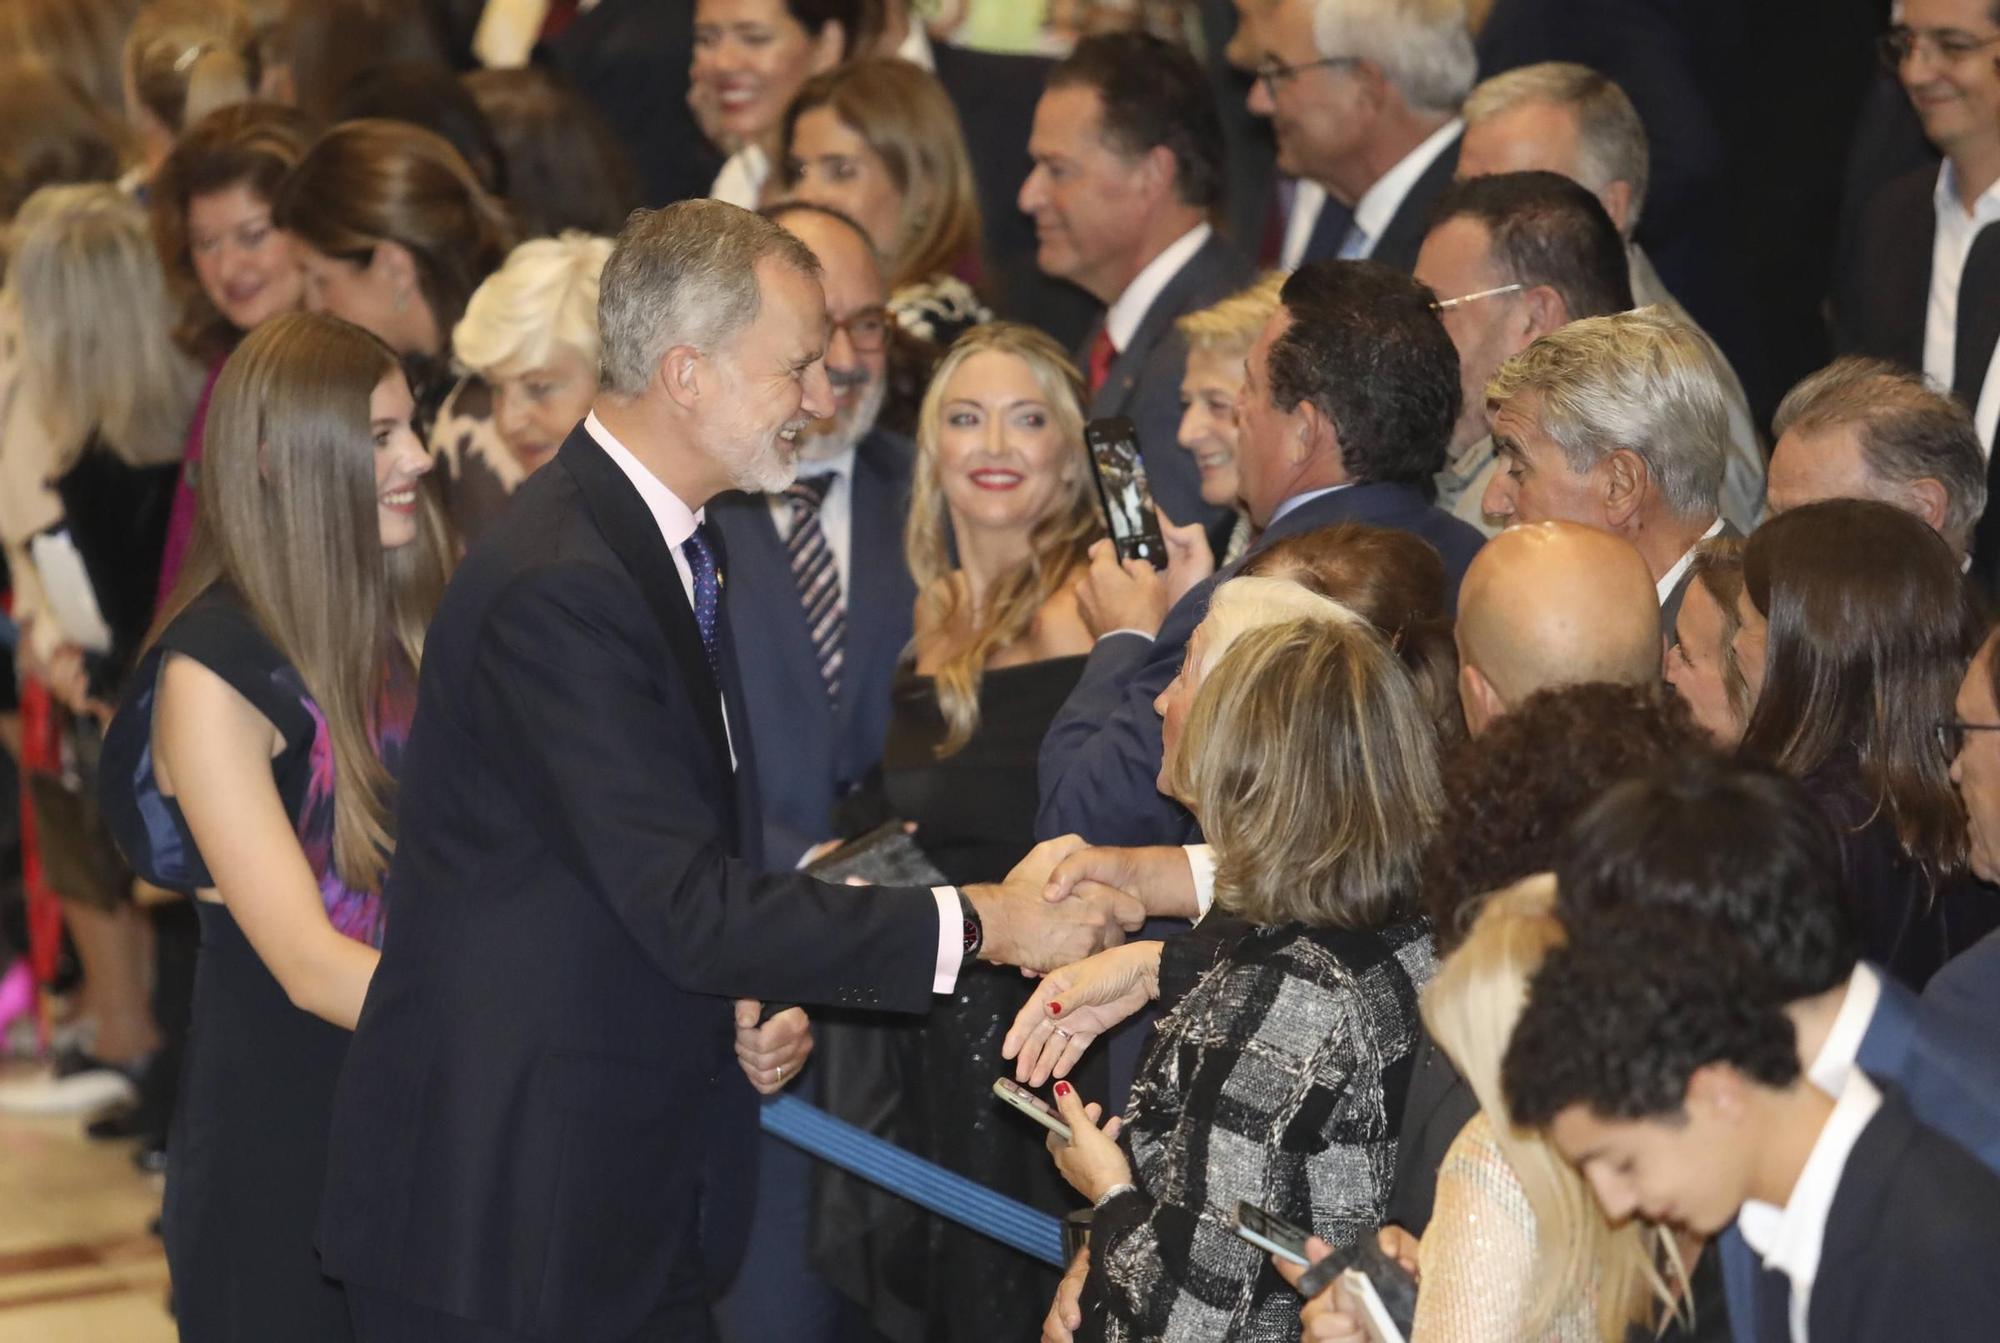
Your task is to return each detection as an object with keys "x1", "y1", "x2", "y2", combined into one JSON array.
[
  {"x1": 784, "y1": 473, "x2": 845, "y2": 702},
  {"x1": 680, "y1": 524, "x2": 721, "y2": 680}
]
